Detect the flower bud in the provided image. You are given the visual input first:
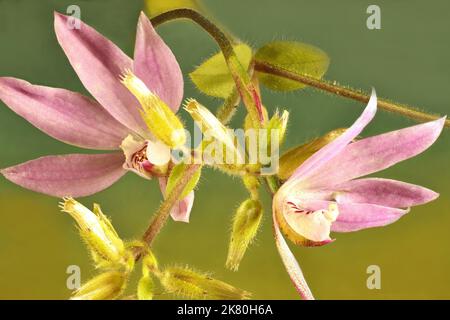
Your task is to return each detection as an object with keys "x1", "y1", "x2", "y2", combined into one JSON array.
[
  {"x1": 121, "y1": 70, "x2": 186, "y2": 148},
  {"x1": 71, "y1": 271, "x2": 127, "y2": 300},
  {"x1": 226, "y1": 199, "x2": 263, "y2": 271},
  {"x1": 278, "y1": 128, "x2": 346, "y2": 180},
  {"x1": 266, "y1": 109, "x2": 289, "y2": 145},
  {"x1": 60, "y1": 198, "x2": 126, "y2": 268},
  {"x1": 137, "y1": 274, "x2": 154, "y2": 300},
  {"x1": 185, "y1": 98, "x2": 244, "y2": 165},
  {"x1": 160, "y1": 266, "x2": 251, "y2": 300}
]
